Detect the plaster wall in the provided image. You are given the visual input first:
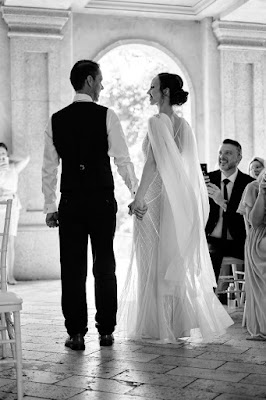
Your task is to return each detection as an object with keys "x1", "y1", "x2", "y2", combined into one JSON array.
[
  {"x1": 16, "y1": 18, "x2": 73, "y2": 280},
  {"x1": 0, "y1": 15, "x2": 11, "y2": 149},
  {"x1": 0, "y1": 8, "x2": 72, "y2": 279},
  {"x1": 220, "y1": 48, "x2": 266, "y2": 171}
]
